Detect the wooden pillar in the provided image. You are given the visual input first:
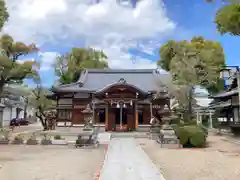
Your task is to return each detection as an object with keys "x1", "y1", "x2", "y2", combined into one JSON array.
[
  {"x1": 150, "y1": 102, "x2": 153, "y2": 117},
  {"x1": 135, "y1": 102, "x2": 138, "y2": 129},
  {"x1": 105, "y1": 104, "x2": 108, "y2": 131},
  {"x1": 120, "y1": 104, "x2": 123, "y2": 127}
]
